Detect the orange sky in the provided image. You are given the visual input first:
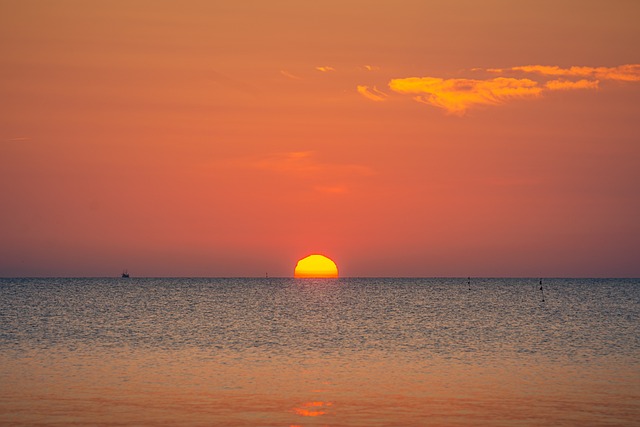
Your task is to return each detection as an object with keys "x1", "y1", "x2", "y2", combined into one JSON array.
[{"x1": 1, "y1": 0, "x2": 639, "y2": 277}]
